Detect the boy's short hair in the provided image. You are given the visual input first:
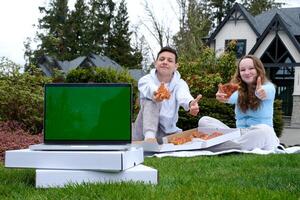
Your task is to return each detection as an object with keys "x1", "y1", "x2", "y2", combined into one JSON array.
[{"x1": 156, "y1": 46, "x2": 178, "y2": 63}]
